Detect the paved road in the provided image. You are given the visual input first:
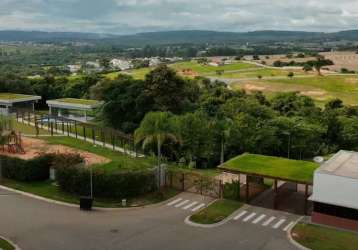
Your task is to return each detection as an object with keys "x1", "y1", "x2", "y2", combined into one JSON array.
[{"x1": 0, "y1": 188, "x2": 298, "y2": 250}]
